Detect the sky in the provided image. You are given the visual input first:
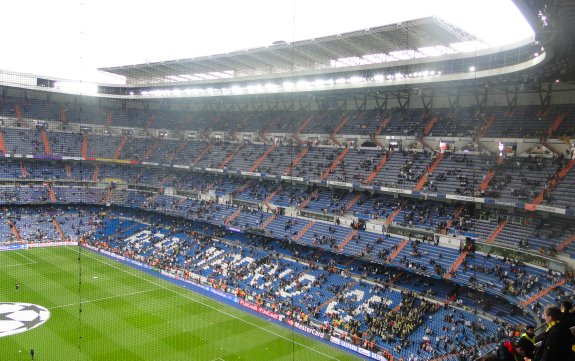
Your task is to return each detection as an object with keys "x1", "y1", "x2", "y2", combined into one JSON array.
[{"x1": 0, "y1": 0, "x2": 534, "y2": 84}]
